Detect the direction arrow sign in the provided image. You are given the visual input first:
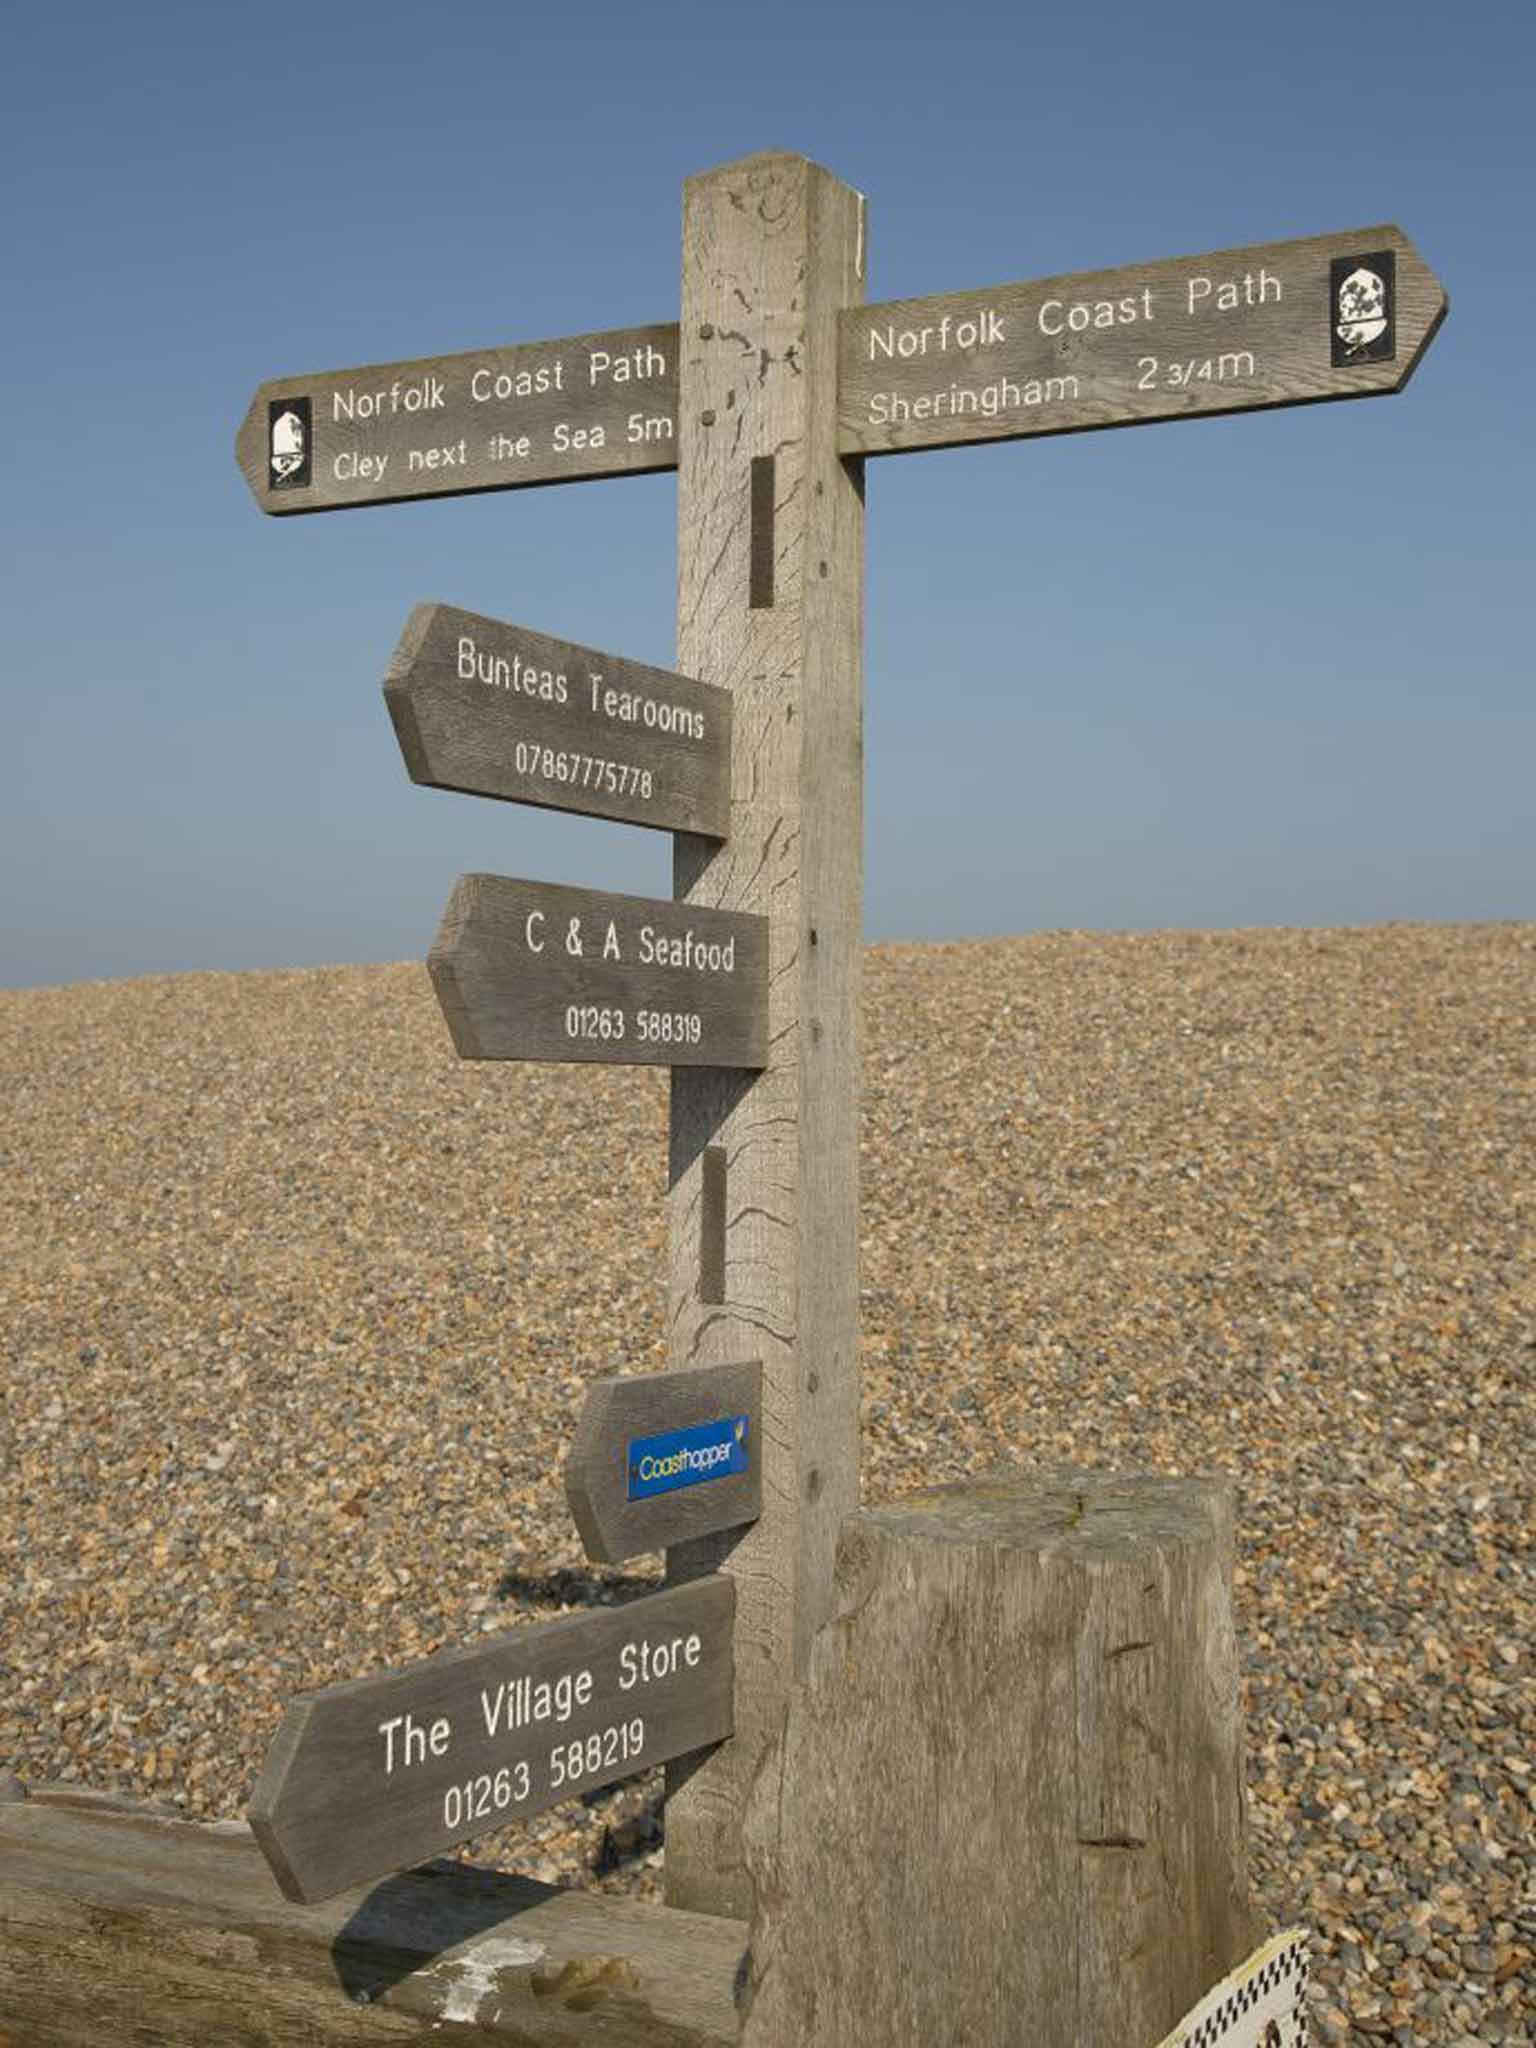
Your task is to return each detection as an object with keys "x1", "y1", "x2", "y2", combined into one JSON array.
[
  {"x1": 384, "y1": 604, "x2": 732, "y2": 838},
  {"x1": 838, "y1": 225, "x2": 1446, "y2": 457},
  {"x1": 428, "y1": 875, "x2": 768, "y2": 1069},
  {"x1": 236, "y1": 322, "x2": 681, "y2": 514},
  {"x1": 249, "y1": 1574, "x2": 734, "y2": 1903},
  {"x1": 566, "y1": 1360, "x2": 763, "y2": 1563}
]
